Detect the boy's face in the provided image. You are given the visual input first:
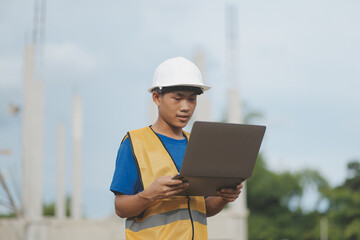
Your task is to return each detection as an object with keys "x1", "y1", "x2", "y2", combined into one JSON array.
[{"x1": 153, "y1": 90, "x2": 197, "y2": 130}]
